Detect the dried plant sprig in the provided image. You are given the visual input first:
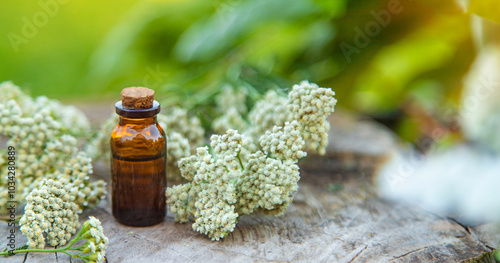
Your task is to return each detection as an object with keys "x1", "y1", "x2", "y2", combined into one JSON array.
[{"x1": 167, "y1": 81, "x2": 337, "y2": 240}]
